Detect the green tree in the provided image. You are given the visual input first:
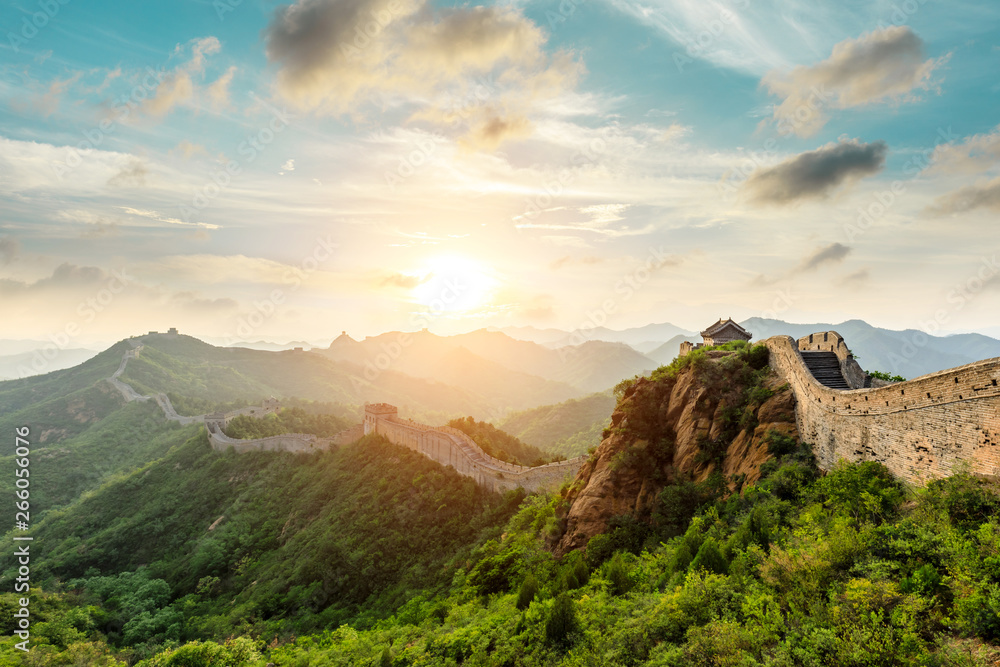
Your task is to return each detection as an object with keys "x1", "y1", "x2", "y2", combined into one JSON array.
[
  {"x1": 545, "y1": 593, "x2": 579, "y2": 647},
  {"x1": 690, "y1": 537, "x2": 728, "y2": 575},
  {"x1": 516, "y1": 574, "x2": 540, "y2": 610}
]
